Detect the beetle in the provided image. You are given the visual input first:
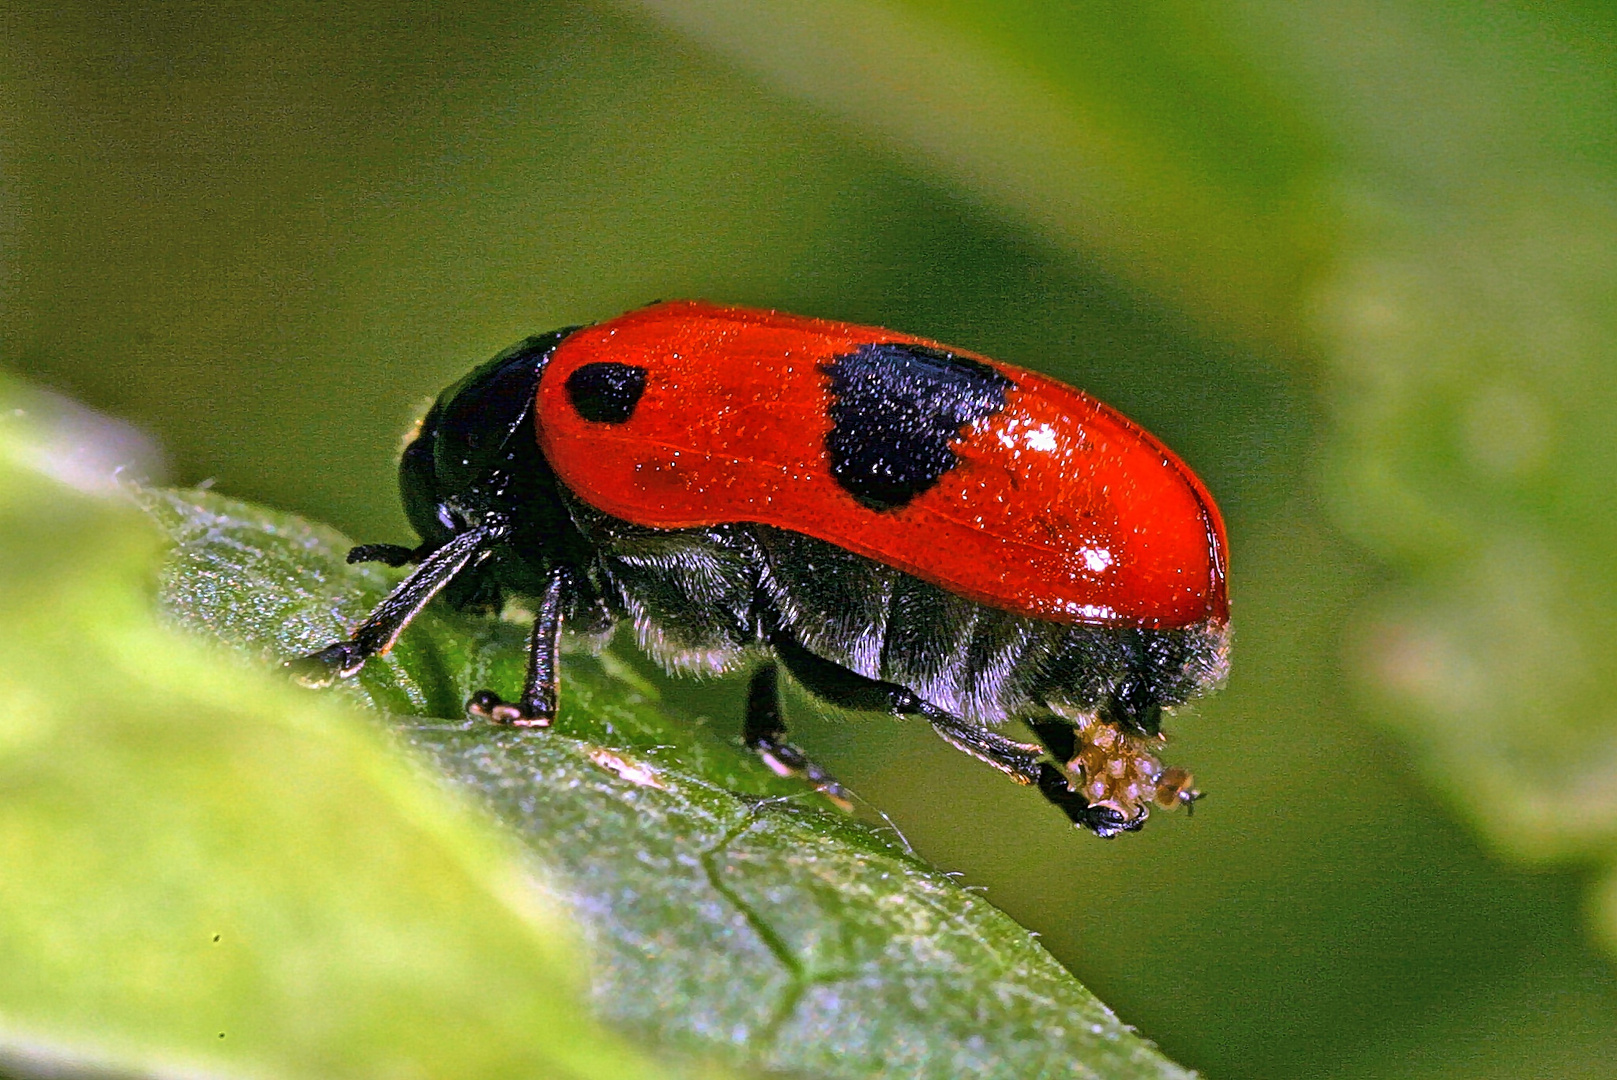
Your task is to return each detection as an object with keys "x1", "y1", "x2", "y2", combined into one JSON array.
[{"x1": 290, "y1": 301, "x2": 1229, "y2": 836}]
